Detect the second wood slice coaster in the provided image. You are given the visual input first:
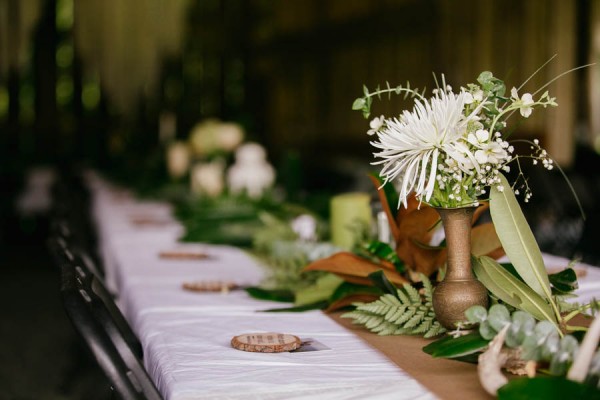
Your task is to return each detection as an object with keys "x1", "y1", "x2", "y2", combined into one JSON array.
[
  {"x1": 231, "y1": 332, "x2": 302, "y2": 353},
  {"x1": 159, "y1": 251, "x2": 211, "y2": 260}
]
